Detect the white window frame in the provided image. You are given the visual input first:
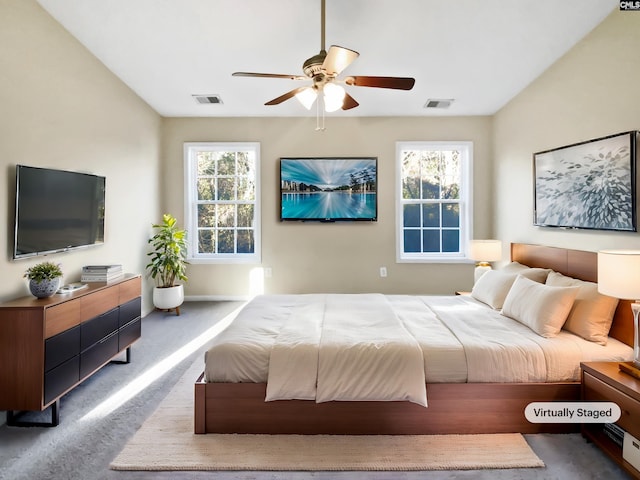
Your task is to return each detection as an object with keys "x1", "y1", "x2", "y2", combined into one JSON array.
[
  {"x1": 395, "y1": 141, "x2": 473, "y2": 263},
  {"x1": 184, "y1": 142, "x2": 261, "y2": 264}
]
